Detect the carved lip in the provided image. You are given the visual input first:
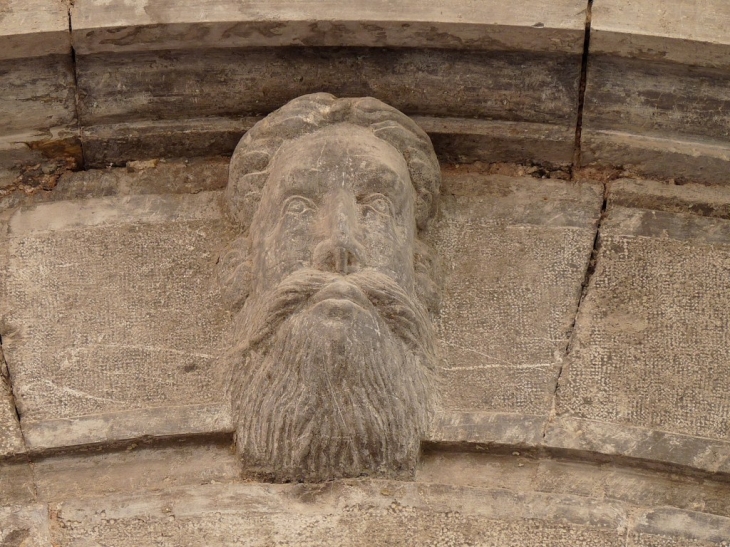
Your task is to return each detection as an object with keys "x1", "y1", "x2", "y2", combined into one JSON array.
[{"x1": 310, "y1": 279, "x2": 372, "y2": 310}]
